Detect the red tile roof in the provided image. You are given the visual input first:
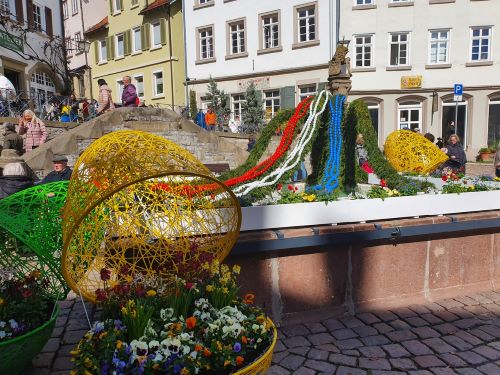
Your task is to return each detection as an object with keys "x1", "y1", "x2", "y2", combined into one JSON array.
[
  {"x1": 139, "y1": 0, "x2": 170, "y2": 15},
  {"x1": 84, "y1": 16, "x2": 108, "y2": 36}
]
